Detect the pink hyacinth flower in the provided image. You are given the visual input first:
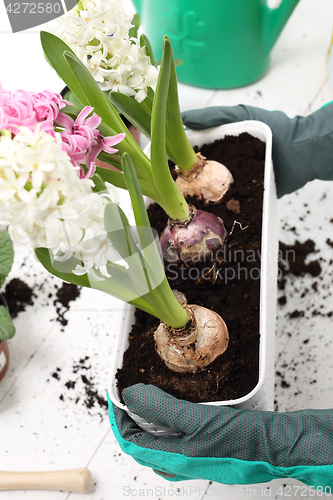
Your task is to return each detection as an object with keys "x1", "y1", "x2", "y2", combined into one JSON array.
[
  {"x1": 0, "y1": 85, "x2": 38, "y2": 135},
  {"x1": 83, "y1": 132, "x2": 126, "y2": 179},
  {"x1": 56, "y1": 106, "x2": 100, "y2": 150},
  {"x1": 32, "y1": 90, "x2": 70, "y2": 132},
  {"x1": 56, "y1": 105, "x2": 125, "y2": 178},
  {"x1": 0, "y1": 84, "x2": 70, "y2": 136}
]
